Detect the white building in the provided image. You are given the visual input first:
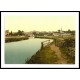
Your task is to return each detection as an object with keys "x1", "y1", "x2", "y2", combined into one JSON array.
[
  {"x1": 53, "y1": 32, "x2": 60, "y2": 36},
  {"x1": 53, "y1": 28, "x2": 71, "y2": 36}
]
